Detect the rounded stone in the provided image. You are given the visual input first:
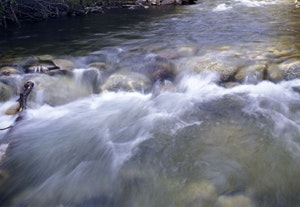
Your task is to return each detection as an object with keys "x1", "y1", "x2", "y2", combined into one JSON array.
[
  {"x1": 0, "y1": 66, "x2": 22, "y2": 76},
  {"x1": 100, "y1": 71, "x2": 152, "y2": 93},
  {"x1": 52, "y1": 59, "x2": 74, "y2": 70}
]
